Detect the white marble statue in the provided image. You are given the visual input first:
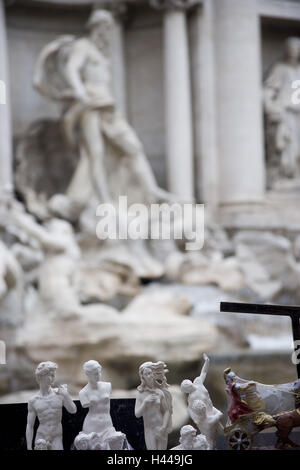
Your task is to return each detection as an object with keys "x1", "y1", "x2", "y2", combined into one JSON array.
[
  {"x1": 171, "y1": 425, "x2": 209, "y2": 450},
  {"x1": 1, "y1": 194, "x2": 82, "y2": 318},
  {"x1": 78, "y1": 360, "x2": 126, "y2": 449},
  {"x1": 32, "y1": 8, "x2": 177, "y2": 280},
  {"x1": 33, "y1": 9, "x2": 171, "y2": 207},
  {"x1": 264, "y1": 37, "x2": 300, "y2": 187},
  {"x1": 26, "y1": 361, "x2": 77, "y2": 450},
  {"x1": 181, "y1": 354, "x2": 223, "y2": 449},
  {"x1": 135, "y1": 361, "x2": 172, "y2": 450}
]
